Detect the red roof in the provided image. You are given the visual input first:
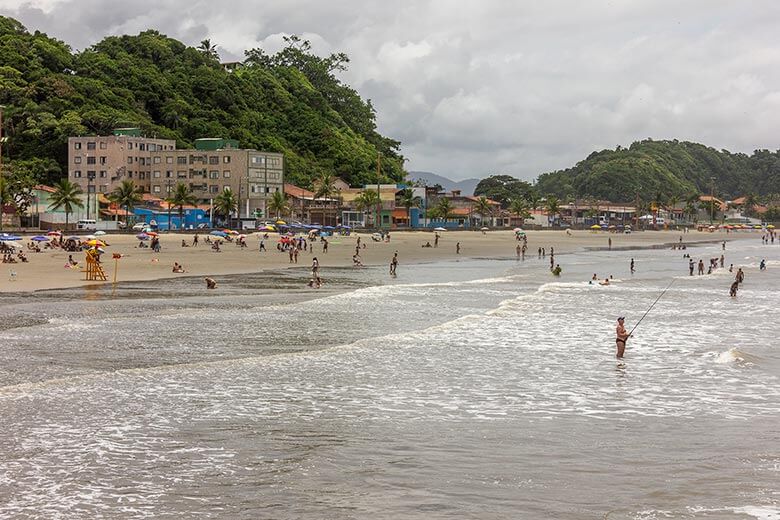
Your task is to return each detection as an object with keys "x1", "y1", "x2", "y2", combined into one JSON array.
[
  {"x1": 34, "y1": 184, "x2": 57, "y2": 193},
  {"x1": 284, "y1": 184, "x2": 315, "y2": 199},
  {"x1": 465, "y1": 196, "x2": 500, "y2": 205}
]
